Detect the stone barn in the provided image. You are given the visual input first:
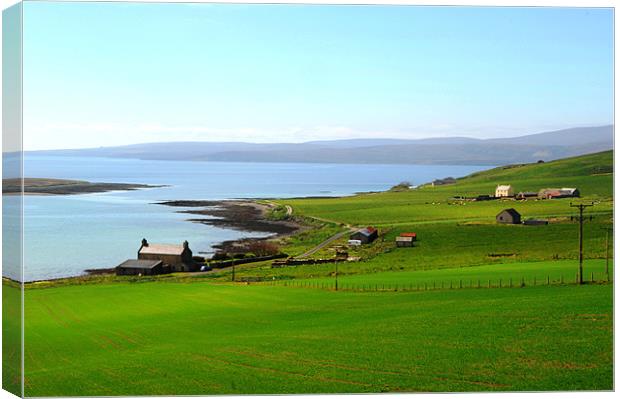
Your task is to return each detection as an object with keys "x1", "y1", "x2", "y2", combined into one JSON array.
[
  {"x1": 496, "y1": 208, "x2": 521, "y2": 224},
  {"x1": 116, "y1": 259, "x2": 164, "y2": 276},
  {"x1": 350, "y1": 227, "x2": 378, "y2": 244},
  {"x1": 138, "y1": 238, "x2": 197, "y2": 272}
]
